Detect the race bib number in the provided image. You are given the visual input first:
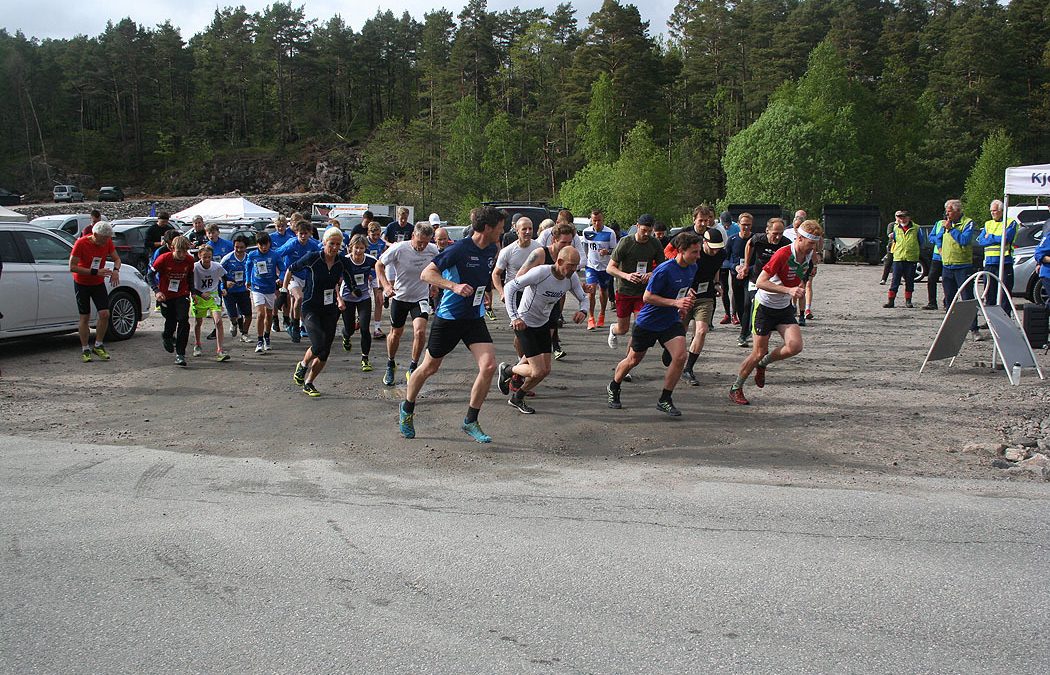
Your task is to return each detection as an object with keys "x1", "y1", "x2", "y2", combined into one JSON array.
[
  {"x1": 90, "y1": 256, "x2": 102, "y2": 271},
  {"x1": 234, "y1": 271, "x2": 244, "y2": 282},
  {"x1": 635, "y1": 262, "x2": 648, "y2": 274},
  {"x1": 748, "y1": 281, "x2": 757, "y2": 292},
  {"x1": 323, "y1": 289, "x2": 335, "y2": 305},
  {"x1": 676, "y1": 288, "x2": 689, "y2": 300},
  {"x1": 696, "y1": 282, "x2": 709, "y2": 294},
  {"x1": 354, "y1": 273, "x2": 365, "y2": 287},
  {"x1": 472, "y1": 286, "x2": 487, "y2": 307},
  {"x1": 419, "y1": 299, "x2": 431, "y2": 314},
  {"x1": 255, "y1": 261, "x2": 268, "y2": 275},
  {"x1": 167, "y1": 278, "x2": 181, "y2": 292},
  {"x1": 396, "y1": 234, "x2": 405, "y2": 242}
]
